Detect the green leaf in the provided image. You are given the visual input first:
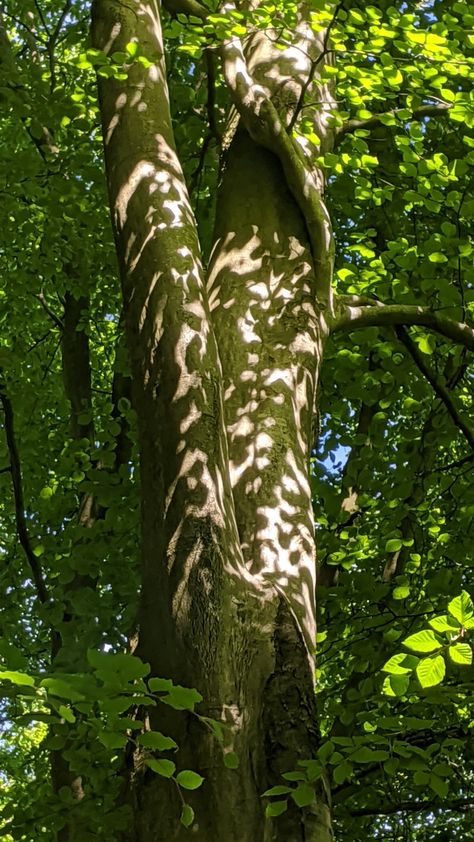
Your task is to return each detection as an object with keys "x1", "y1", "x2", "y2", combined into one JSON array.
[
  {"x1": 429, "y1": 615, "x2": 460, "y2": 633},
  {"x1": 98, "y1": 731, "x2": 128, "y2": 749},
  {"x1": 393, "y1": 586, "x2": 410, "y2": 600},
  {"x1": 87, "y1": 650, "x2": 150, "y2": 681},
  {"x1": 223, "y1": 752, "x2": 239, "y2": 769},
  {"x1": 448, "y1": 643, "x2": 472, "y2": 665},
  {"x1": 417, "y1": 335, "x2": 436, "y2": 355},
  {"x1": 385, "y1": 538, "x2": 402, "y2": 552},
  {"x1": 429, "y1": 773, "x2": 449, "y2": 799},
  {"x1": 0, "y1": 670, "x2": 35, "y2": 687},
  {"x1": 262, "y1": 785, "x2": 292, "y2": 797},
  {"x1": 317, "y1": 741, "x2": 334, "y2": 763},
  {"x1": 448, "y1": 591, "x2": 474, "y2": 625},
  {"x1": 333, "y1": 761, "x2": 353, "y2": 784},
  {"x1": 416, "y1": 655, "x2": 446, "y2": 688},
  {"x1": 180, "y1": 805, "x2": 195, "y2": 828},
  {"x1": 350, "y1": 748, "x2": 389, "y2": 764},
  {"x1": 161, "y1": 685, "x2": 203, "y2": 711},
  {"x1": 265, "y1": 800, "x2": 288, "y2": 818},
  {"x1": 40, "y1": 678, "x2": 85, "y2": 702},
  {"x1": 145, "y1": 758, "x2": 176, "y2": 778},
  {"x1": 382, "y1": 653, "x2": 418, "y2": 674},
  {"x1": 291, "y1": 783, "x2": 315, "y2": 807},
  {"x1": 137, "y1": 731, "x2": 178, "y2": 751},
  {"x1": 382, "y1": 675, "x2": 410, "y2": 697},
  {"x1": 148, "y1": 677, "x2": 173, "y2": 693},
  {"x1": 403, "y1": 630, "x2": 442, "y2": 653},
  {"x1": 58, "y1": 705, "x2": 76, "y2": 723},
  {"x1": 176, "y1": 770, "x2": 204, "y2": 790},
  {"x1": 428, "y1": 252, "x2": 448, "y2": 263}
]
